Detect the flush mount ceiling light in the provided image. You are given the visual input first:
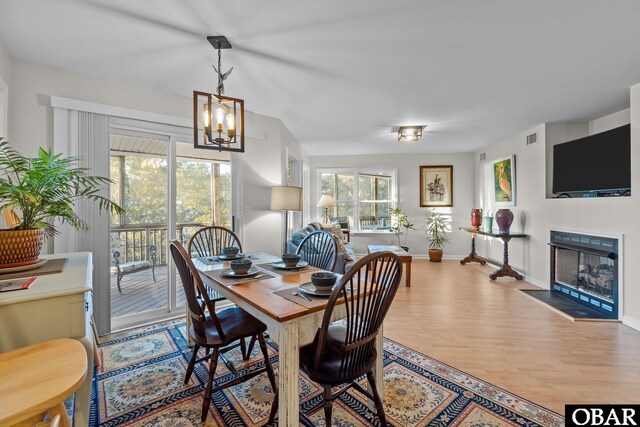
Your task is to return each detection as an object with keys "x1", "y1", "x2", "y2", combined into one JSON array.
[
  {"x1": 193, "y1": 35, "x2": 245, "y2": 152},
  {"x1": 397, "y1": 125, "x2": 425, "y2": 142}
]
